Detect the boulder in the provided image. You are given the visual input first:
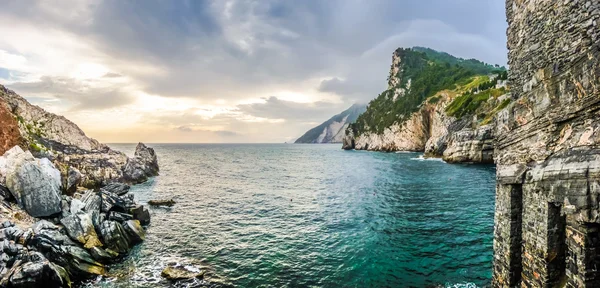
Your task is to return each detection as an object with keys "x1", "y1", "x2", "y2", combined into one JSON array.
[
  {"x1": 161, "y1": 265, "x2": 205, "y2": 281},
  {"x1": 88, "y1": 247, "x2": 118, "y2": 262},
  {"x1": 3, "y1": 258, "x2": 71, "y2": 288},
  {"x1": 3, "y1": 147, "x2": 62, "y2": 217},
  {"x1": 130, "y1": 205, "x2": 151, "y2": 226},
  {"x1": 60, "y1": 212, "x2": 103, "y2": 249},
  {"x1": 65, "y1": 167, "x2": 82, "y2": 195},
  {"x1": 122, "y1": 143, "x2": 159, "y2": 184},
  {"x1": 122, "y1": 220, "x2": 145, "y2": 244},
  {"x1": 100, "y1": 191, "x2": 134, "y2": 213},
  {"x1": 80, "y1": 190, "x2": 101, "y2": 213},
  {"x1": 148, "y1": 199, "x2": 175, "y2": 207},
  {"x1": 101, "y1": 182, "x2": 130, "y2": 196},
  {"x1": 108, "y1": 211, "x2": 133, "y2": 223},
  {"x1": 28, "y1": 222, "x2": 105, "y2": 277},
  {"x1": 98, "y1": 221, "x2": 130, "y2": 254}
]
